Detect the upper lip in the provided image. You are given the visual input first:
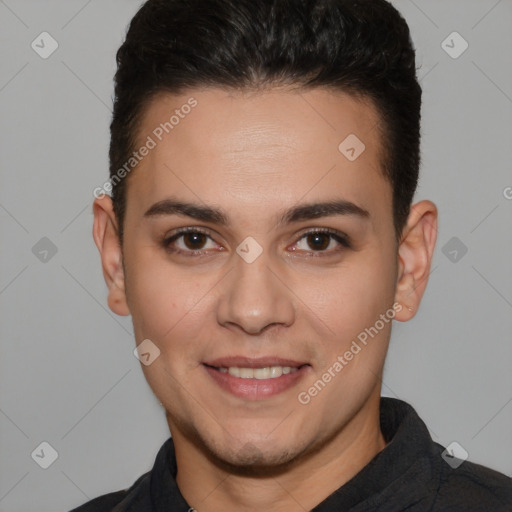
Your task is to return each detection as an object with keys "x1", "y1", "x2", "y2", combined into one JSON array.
[{"x1": 203, "y1": 356, "x2": 309, "y2": 368}]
